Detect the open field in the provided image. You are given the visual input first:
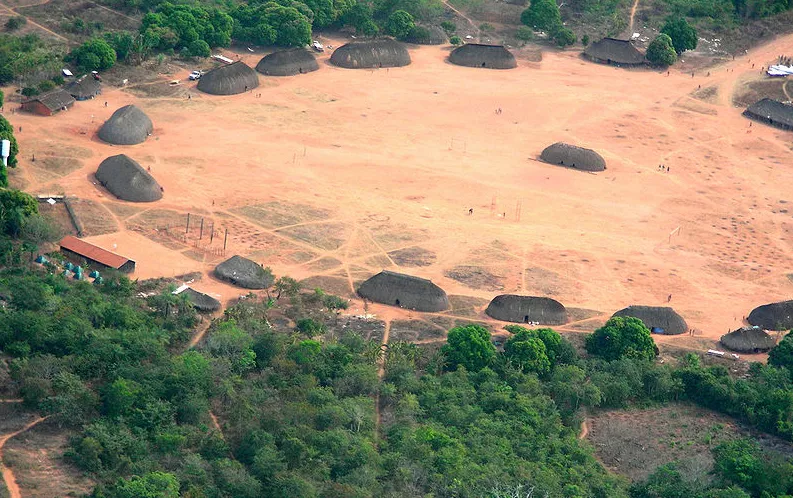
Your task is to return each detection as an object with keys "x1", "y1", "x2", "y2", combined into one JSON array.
[{"x1": 6, "y1": 33, "x2": 793, "y2": 354}]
